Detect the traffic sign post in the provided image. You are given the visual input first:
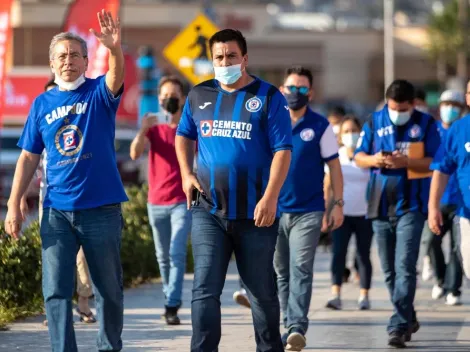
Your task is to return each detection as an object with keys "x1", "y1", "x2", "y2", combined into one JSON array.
[{"x1": 163, "y1": 13, "x2": 219, "y2": 85}]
